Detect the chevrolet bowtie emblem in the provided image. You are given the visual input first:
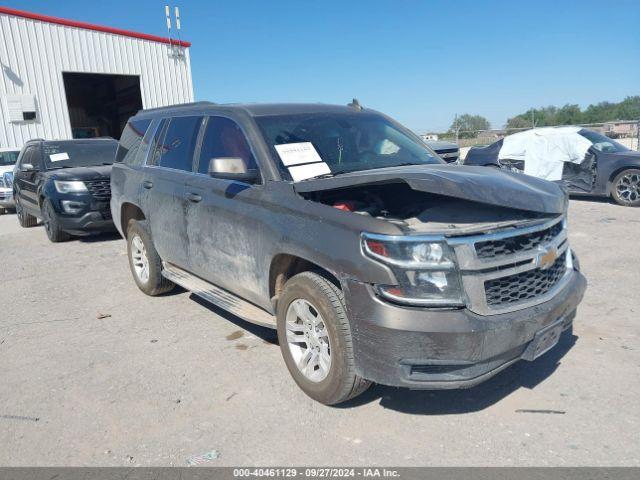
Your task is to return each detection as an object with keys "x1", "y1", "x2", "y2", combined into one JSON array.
[{"x1": 537, "y1": 247, "x2": 558, "y2": 270}]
